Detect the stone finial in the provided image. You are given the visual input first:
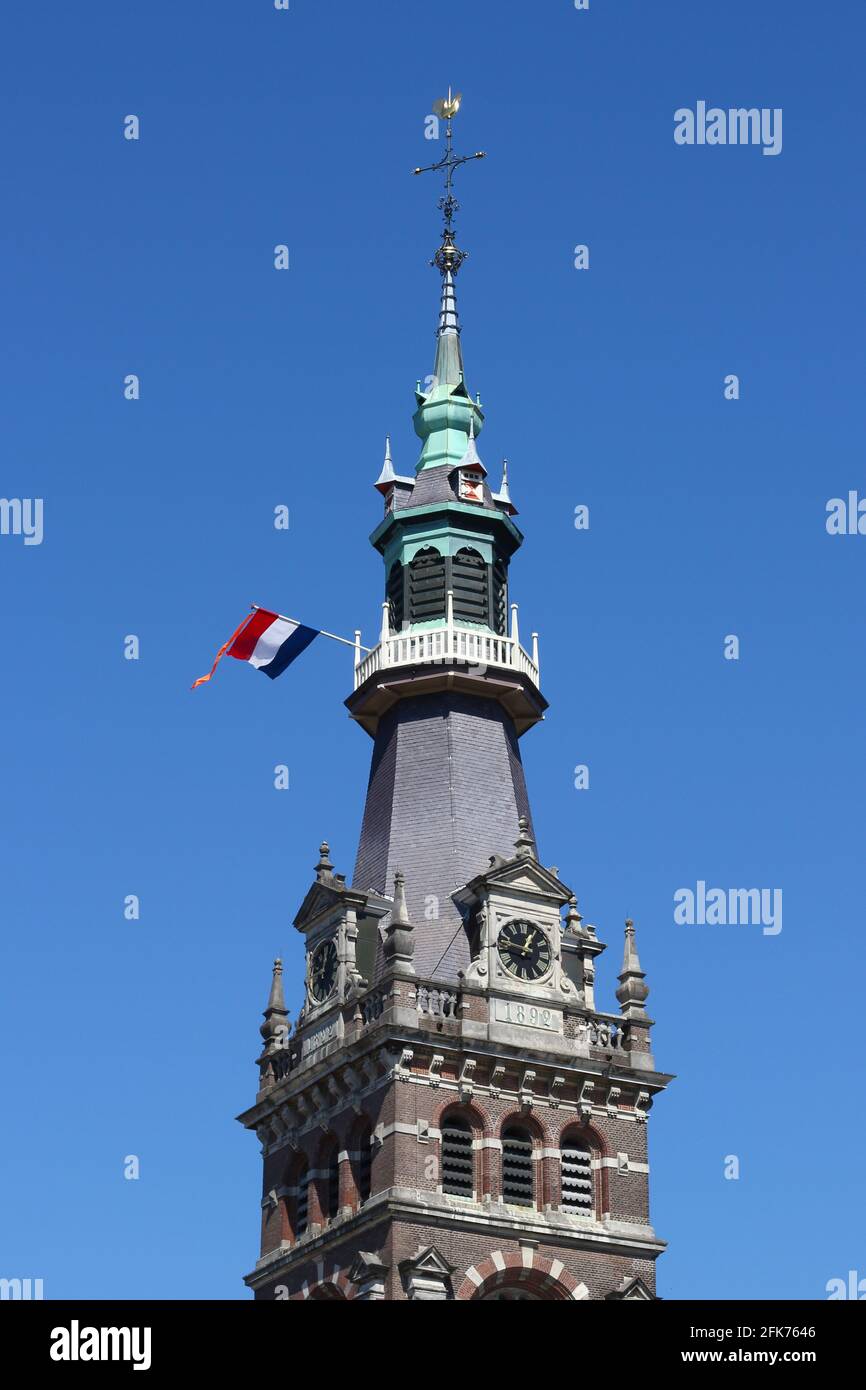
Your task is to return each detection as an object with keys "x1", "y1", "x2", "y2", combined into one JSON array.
[
  {"x1": 514, "y1": 815, "x2": 535, "y2": 860},
  {"x1": 616, "y1": 918, "x2": 650, "y2": 1019},
  {"x1": 260, "y1": 958, "x2": 291, "y2": 1051},
  {"x1": 564, "y1": 896, "x2": 584, "y2": 935},
  {"x1": 383, "y1": 870, "x2": 416, "y2": 974},
  {"x1": 315, "y1": 841, "x2": 333, "y2": 882}
]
